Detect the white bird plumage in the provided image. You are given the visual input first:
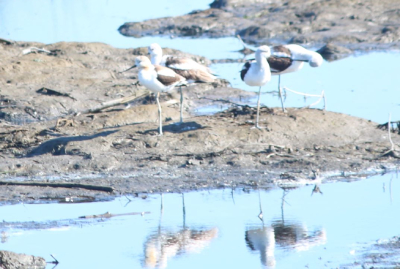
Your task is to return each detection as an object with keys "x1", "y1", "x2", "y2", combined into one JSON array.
[
  {"x1": 270, "y1": 44, "x2": 323, "y2": 74},
  {"x1": 148, "y1": 43, "x2": 216, "y2": 123},
  {"x1": 148, "y1": 43, "x2": 216, "y2": 82},
  {"x1": 268, "y1": 44, "x2": 323, "y2": 111},
  {"x1": 134, "y1": 56, "x2": 186, "y2": 135},
  {"x1": 240, "y1": 45, "x2": 272, "y2": 129},
  {"x1": 127, "y1": 44, "x2": 322, "y2": 135}
]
